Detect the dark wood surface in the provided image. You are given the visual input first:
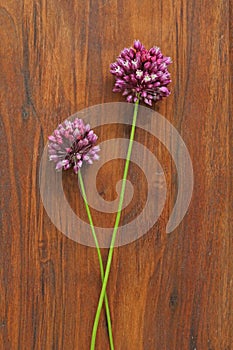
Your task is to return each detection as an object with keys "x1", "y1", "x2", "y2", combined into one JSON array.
[{"x1": 1, "y1": 1, "x2": 232, "y2": 349}]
